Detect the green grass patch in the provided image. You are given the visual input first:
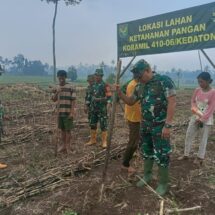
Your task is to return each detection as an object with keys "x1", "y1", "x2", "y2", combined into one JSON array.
[
  {"x1": 0, "y1": 75, "x2": 54, "y2": 88},
  {"x1": 0, "y1": 75, "x2": 89, "y2": 89}
]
